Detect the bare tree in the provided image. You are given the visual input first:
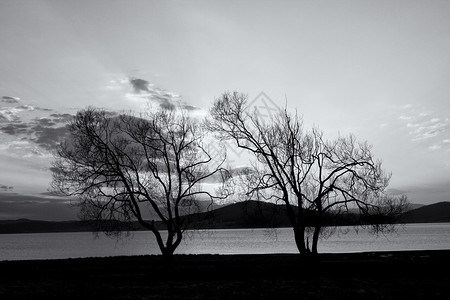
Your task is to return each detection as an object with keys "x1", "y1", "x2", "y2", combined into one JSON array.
[
  {"x1": 207, "y1": 91, "x2": 408, "y2": 255},
  {"x1": 51, "y1": 107, "x2": 227, "y2": 259}
]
